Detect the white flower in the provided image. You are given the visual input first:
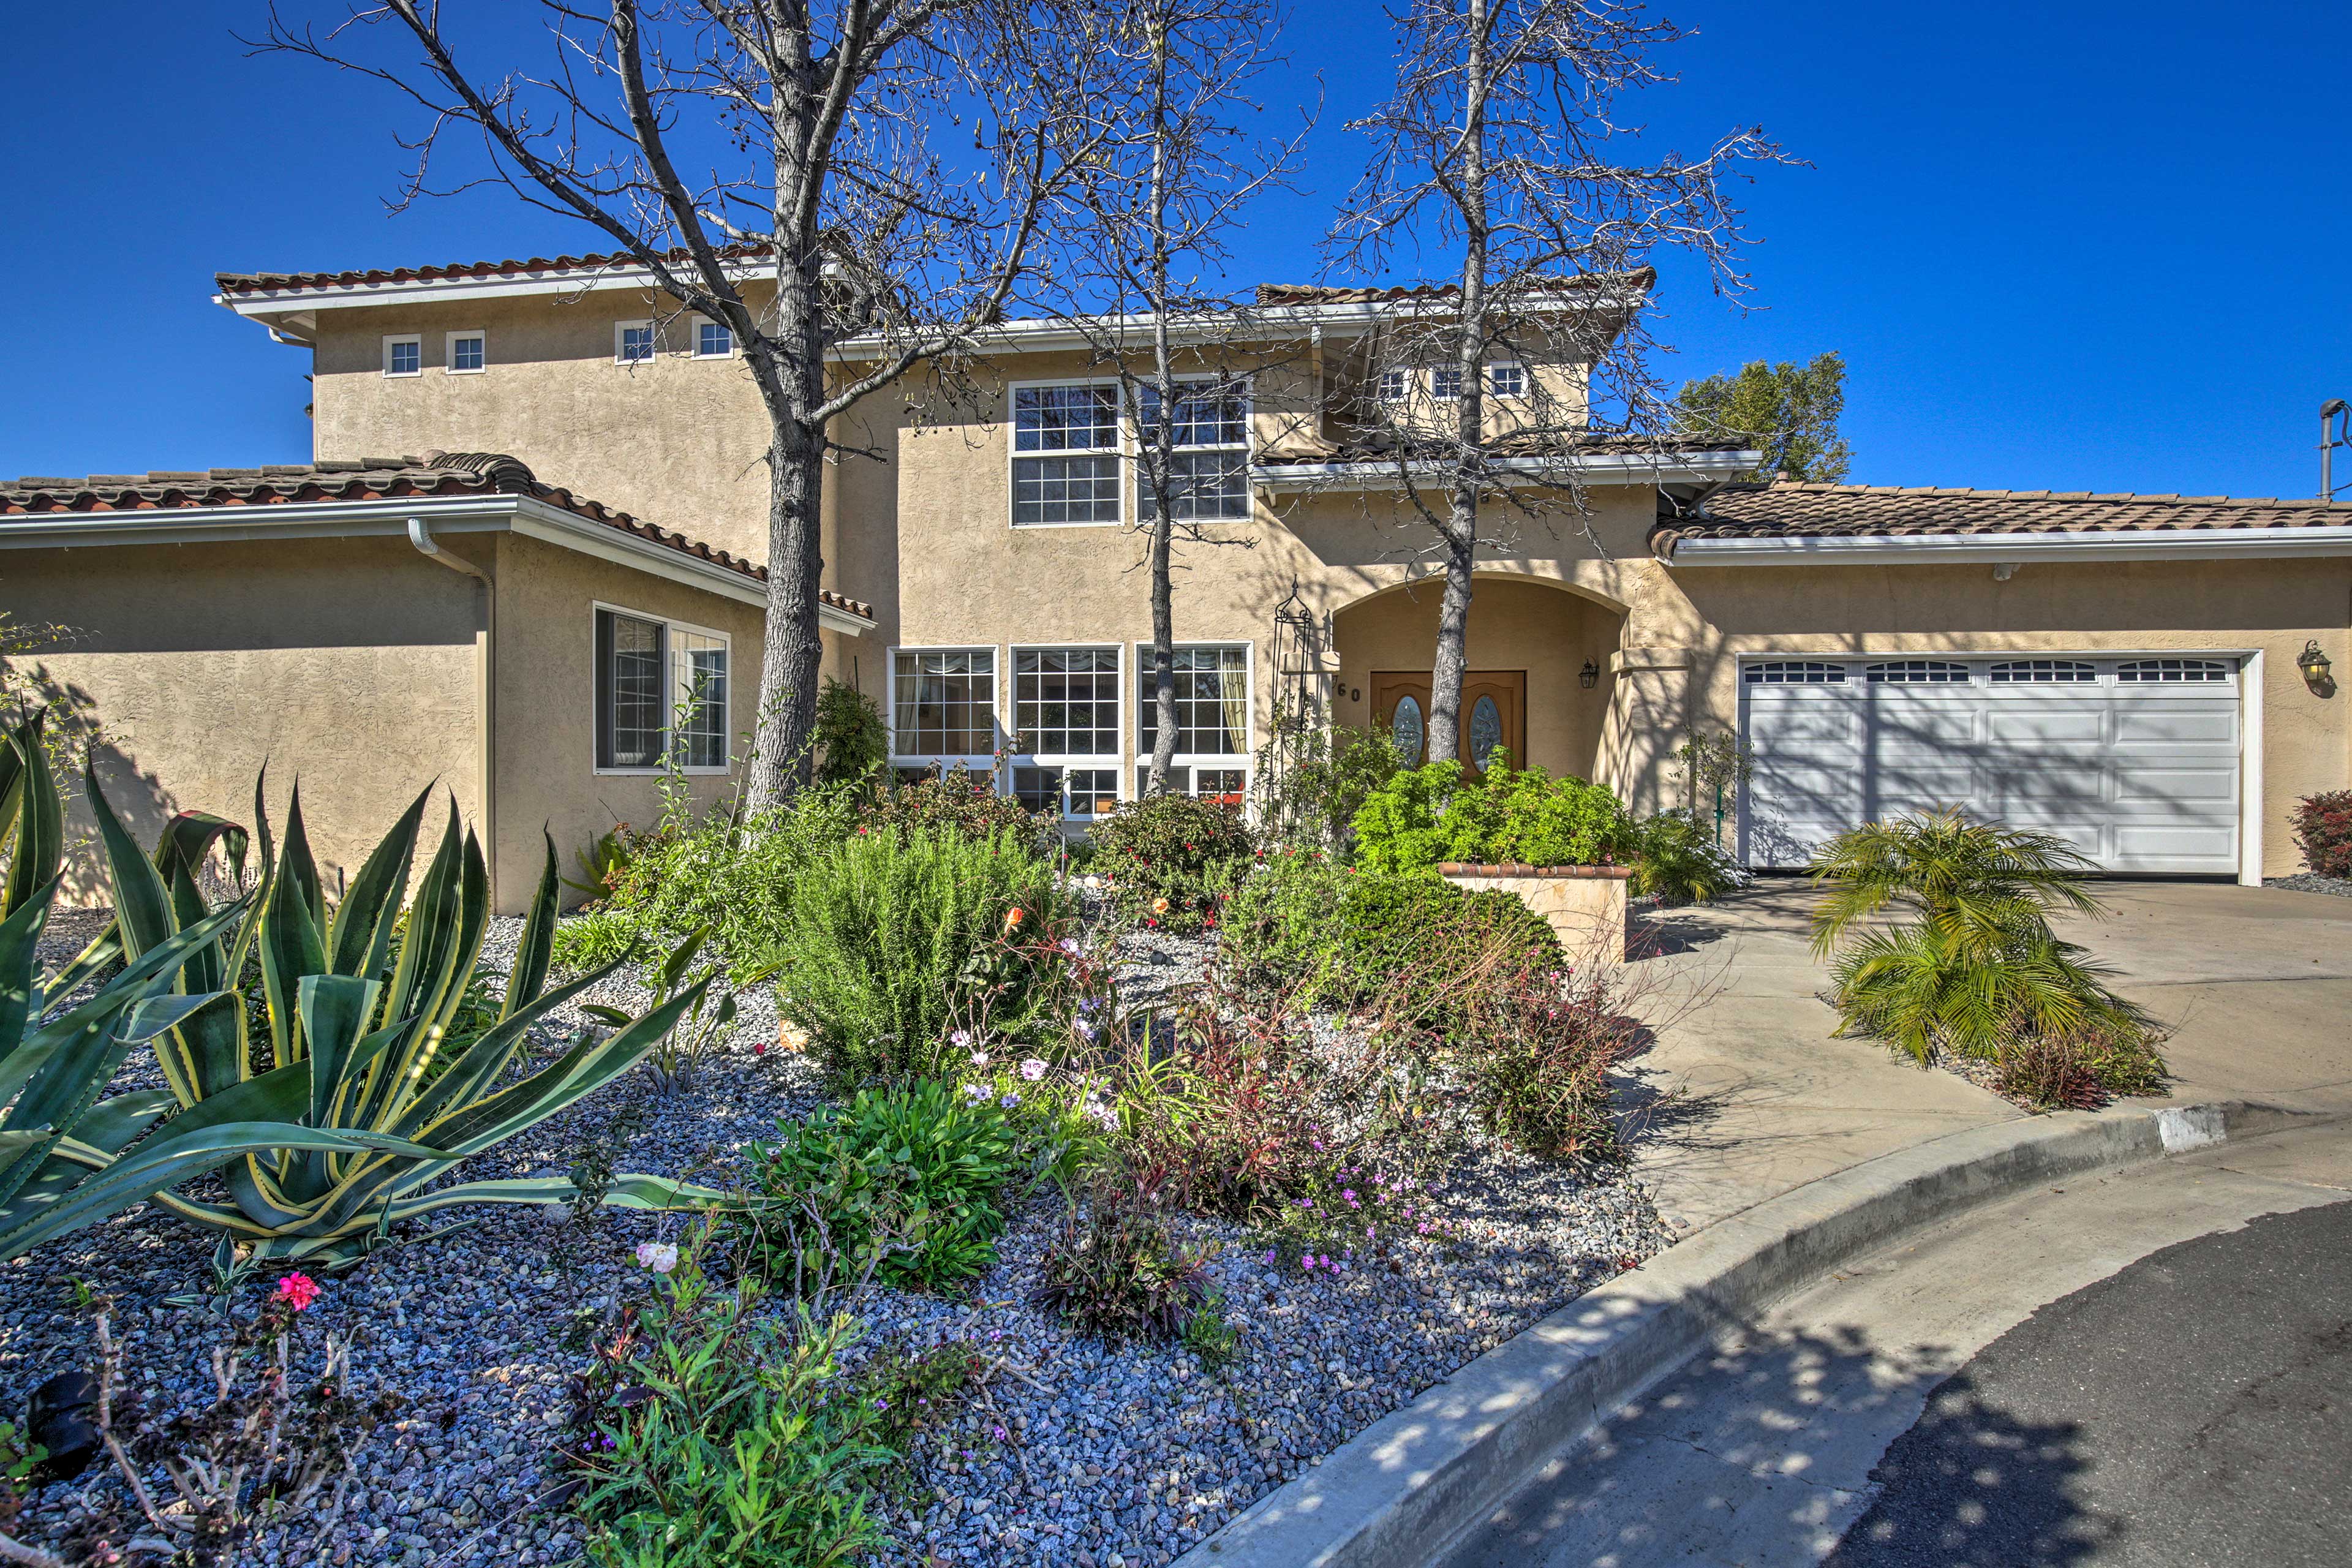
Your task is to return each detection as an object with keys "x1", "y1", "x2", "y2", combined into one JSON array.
[
  {"x1": 970, "y1": 1050, "x2": 991, "y2": 1068},
  {"x1": 963, "y1": 1084, "x2": 990, "y2": 1101},
  {"x1": 635, "y1": 1242, "x2": 680, "y2": 1275},
  {"x1": 951, "y1": 1028, "x2": 972, "y2": 1049},
  {"x1": 1019, "y1": 1058, "x2": 1047, "y2": 1081}
]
